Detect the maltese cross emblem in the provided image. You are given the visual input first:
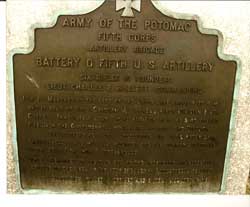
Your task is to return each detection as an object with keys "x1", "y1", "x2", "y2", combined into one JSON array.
[{"x1": 116, "y1": 0, "x2": 141, "y2": 17}]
